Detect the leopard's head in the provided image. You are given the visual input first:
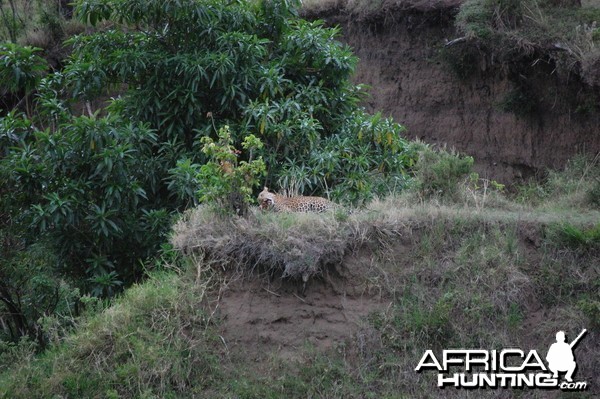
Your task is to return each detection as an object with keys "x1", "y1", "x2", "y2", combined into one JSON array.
[{"x1": 258, "y1": 186, "x2": 275, "y2": 209}]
